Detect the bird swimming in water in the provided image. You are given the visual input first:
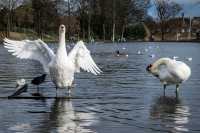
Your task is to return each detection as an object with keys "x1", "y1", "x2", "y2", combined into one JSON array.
[
  {"x1": 149, "y1": 54, "x2": 155, "y2": 58},
  {"x1": 137, "y1": 50, "x2": 142, "y2": 55},
  {"x1": 31, "y1": 74, "x2": 47, "y2": 96},
  {"x1": 185, "y1": 57, "x2": 192, "y2": 61},
  {"x1": 115, "y1": 50, "x2": 128, "y2": 57},
  {"x1": 146, "y1": 58, "x2": 191, "y2": 97}
]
